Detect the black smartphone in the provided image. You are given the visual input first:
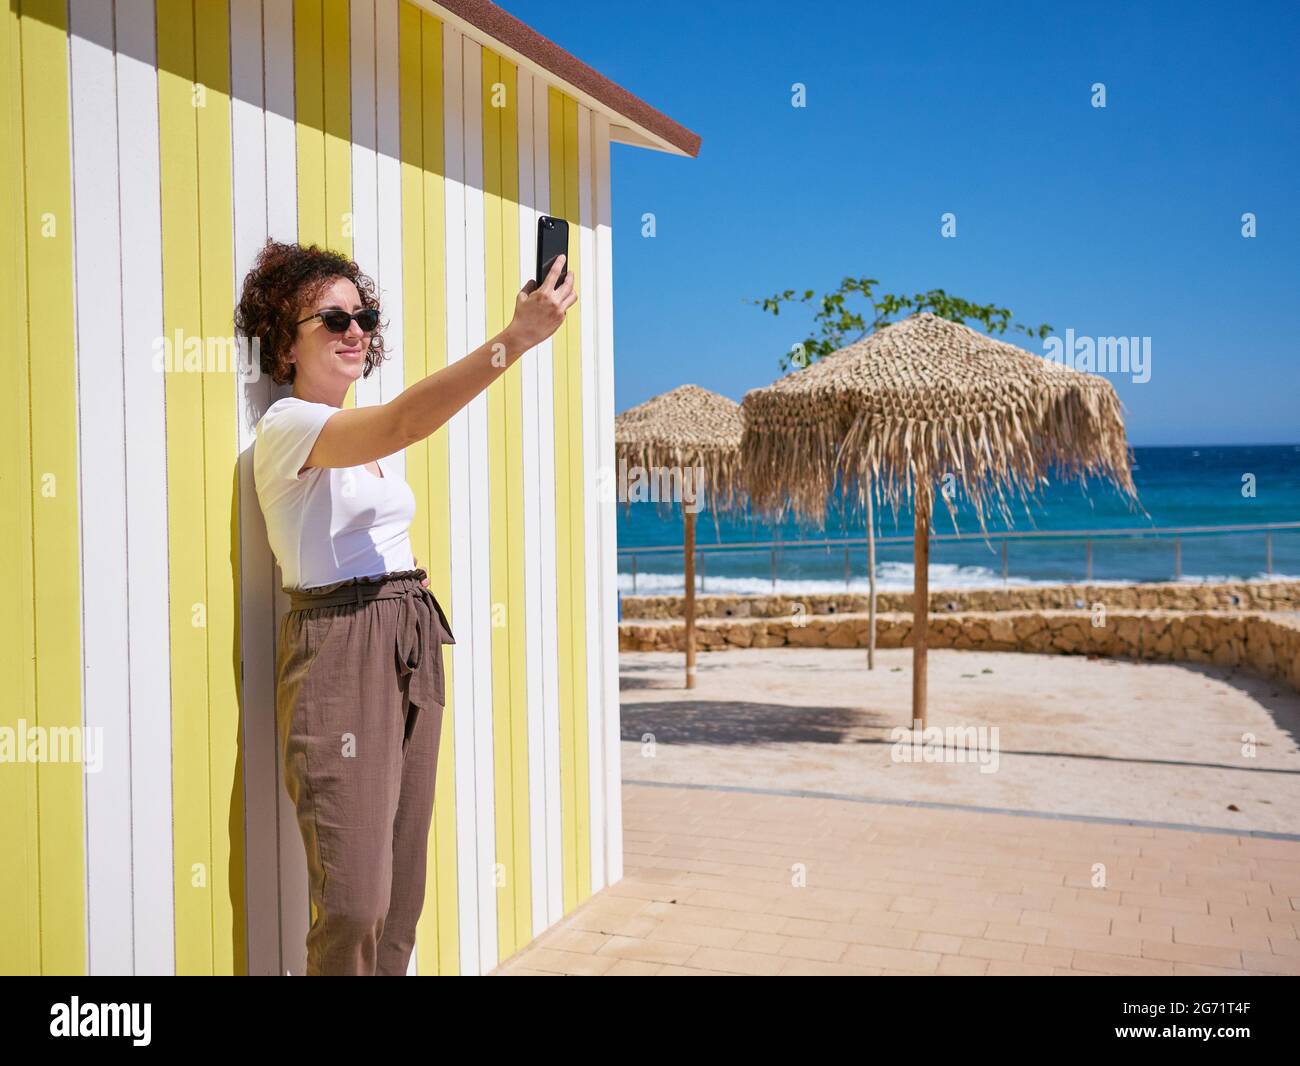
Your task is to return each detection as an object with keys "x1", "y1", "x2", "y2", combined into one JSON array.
[{"x1": 535, "y1": 214, "x2": 569, "y2": 289}]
